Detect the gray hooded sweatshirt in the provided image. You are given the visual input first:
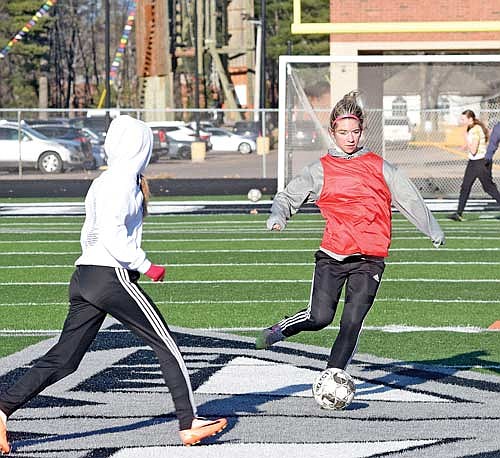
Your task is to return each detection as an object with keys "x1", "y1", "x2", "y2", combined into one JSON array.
[{"x1": 75, "y1": 115, "x2": 154, "y2": 273}]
